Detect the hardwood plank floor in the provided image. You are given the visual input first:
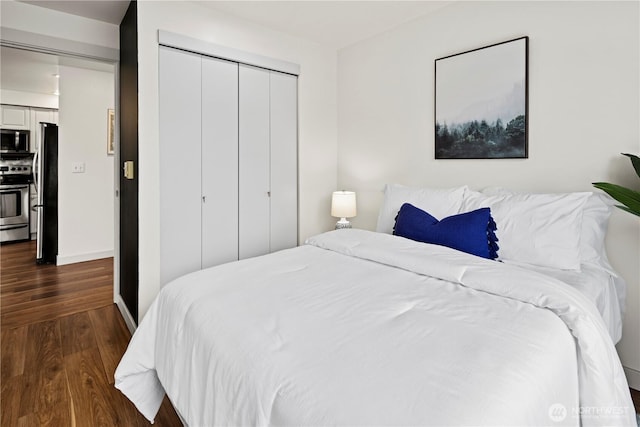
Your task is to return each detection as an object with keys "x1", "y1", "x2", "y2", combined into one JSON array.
[
  {"x1": 631, "y1": 387, "x2": 640, "y2": 414},
  {"x1": 1, "y1": 241, "x2": 181, "y2": 426}
]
